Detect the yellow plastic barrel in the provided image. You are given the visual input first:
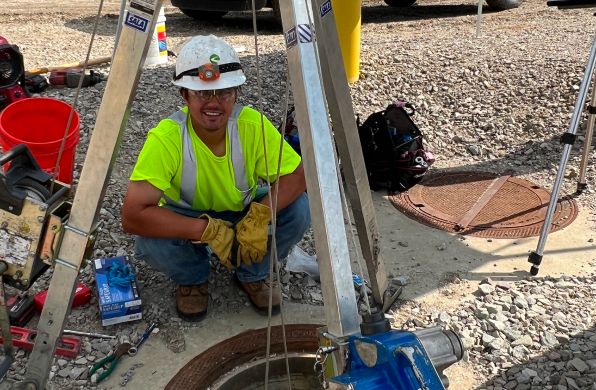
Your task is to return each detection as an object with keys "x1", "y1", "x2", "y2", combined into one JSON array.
[{"x1": 331, "y1": 0, "x2": 362, "y2": 83}]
